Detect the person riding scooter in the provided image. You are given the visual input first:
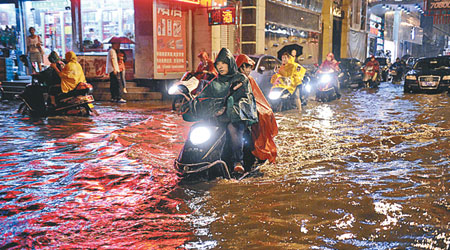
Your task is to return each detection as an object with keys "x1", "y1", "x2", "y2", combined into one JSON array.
[
  {"x1": 270, "y1": 52, "x2": 306, "y2": 111},
  {"x1": 236, "y1": 54, "x2": 278, "y2": 164},
  {"x1": 390, "y1": 57, "x2": 404, "y2": 83},
  {"x1": 318, "y1": 52, "x2": 341, "y2": 99},
  {"x1": 49, "y1": 51, "x2": 86, "y2": 106},
  {"x1": 363, "y1": 56, "x2": 380, "y2": 87},
  {"x1": 195, "y1": 51, "x2": 217, "y2": 81},
  {"x1": 182, "y1": 48, "x2": 258, "y2": 174}
]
